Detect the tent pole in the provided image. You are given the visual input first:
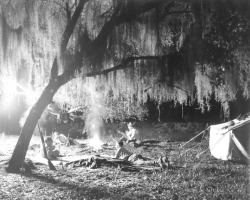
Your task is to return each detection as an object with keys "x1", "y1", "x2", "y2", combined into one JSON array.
[{"x1": 181, "y1": 127, "x2": 209, "y2": 148}]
